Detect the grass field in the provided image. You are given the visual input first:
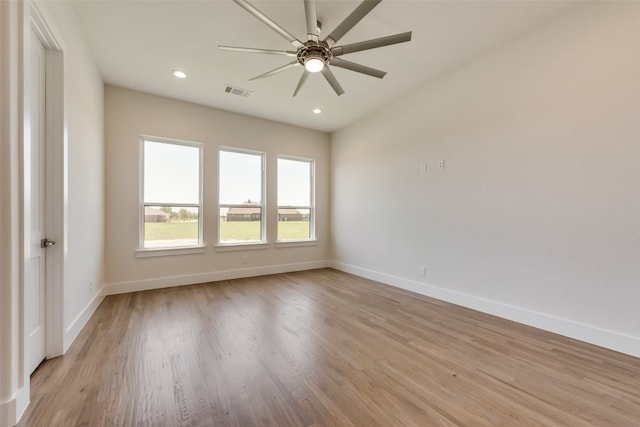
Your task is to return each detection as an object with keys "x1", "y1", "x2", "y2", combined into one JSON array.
[
  {"x1": 145, "y1": 222, "x2": 198, "y2": 241},
  {"x1": 145, "y1": 220, "x2": 310, "y2": 243},
  {"x1": 273, "y1": 221, "x2": 310, "y2": 241}
]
